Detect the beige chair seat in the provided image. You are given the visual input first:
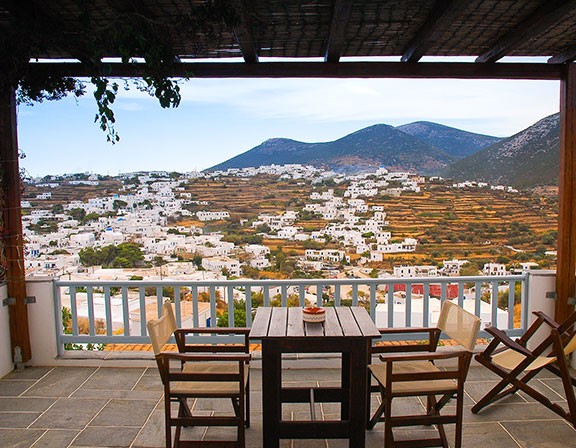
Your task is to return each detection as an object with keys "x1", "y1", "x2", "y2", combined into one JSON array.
[
  {"x1": 369, "y1": 360, "x2": 457, "y2": 394},
  {"x1": 492, "y1": 349, "x2": 555, "y2": 372},
  {"x1": 172, "y1": 363, "x2": 249, "y2": 395}
]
